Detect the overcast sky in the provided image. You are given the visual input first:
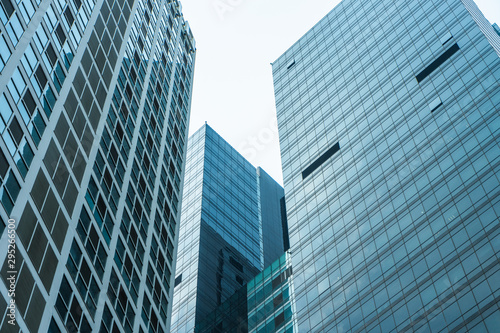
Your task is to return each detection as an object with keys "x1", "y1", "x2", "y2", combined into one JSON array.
[{"x1": 180, "y1": 0, "x2": 500, "y2": 186}]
